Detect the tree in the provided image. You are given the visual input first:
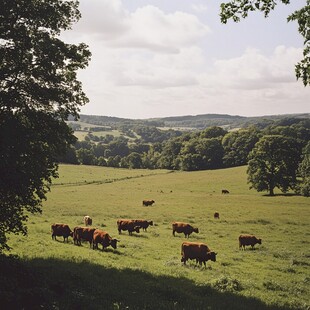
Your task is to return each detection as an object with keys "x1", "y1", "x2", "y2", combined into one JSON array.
[
  {"x1": 76, "y1": 149, "x2": 95, "y2": 165},
  {"x1": 247, "y1": 135, "x2": 302, "y2": 195},
  {"x1": 220, "y1": 0, "x2": 310, "y2": 86},
  {"x1": 0, "y1": 0, "x2": 91, "y2": 251},
  {"x1": 126, "y1": 152, "x2": 143, "y2": 169},
  {"x1": 200, "y1": 126, "x2": 227, "y2": 139},
  {"x1": 298, "y1": 141, "x2": 310, "y2": 196},
  {"x1": 222, "y1": 127, "x2": 260, "y2": 167}
]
